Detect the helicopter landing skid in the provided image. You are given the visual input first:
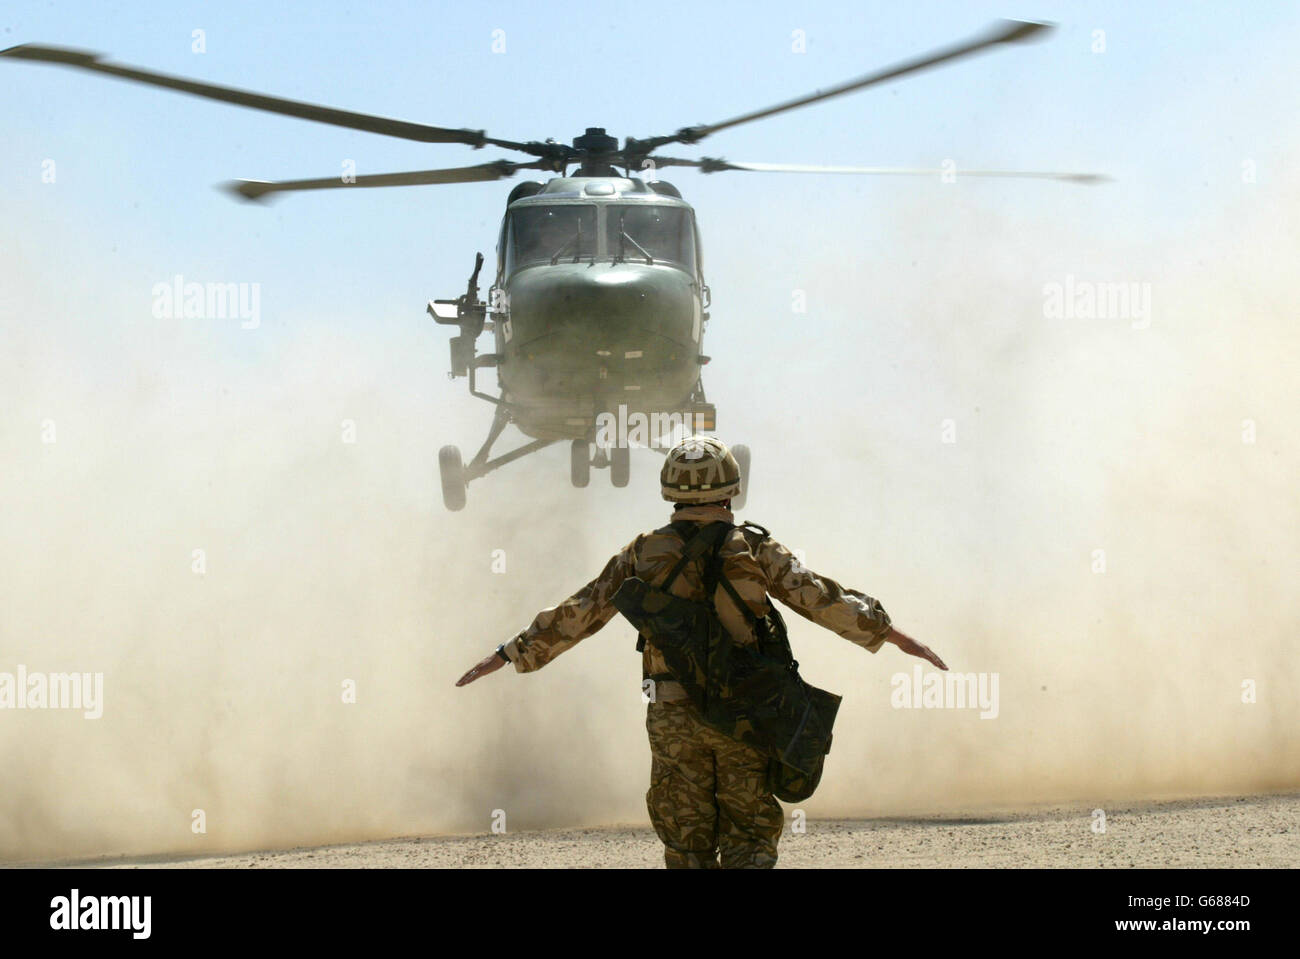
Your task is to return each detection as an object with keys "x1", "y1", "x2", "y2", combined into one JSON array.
[{"x1": 439, "y1": 405, "x2": 554, "y2": 511}]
